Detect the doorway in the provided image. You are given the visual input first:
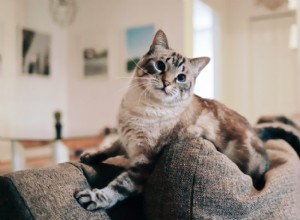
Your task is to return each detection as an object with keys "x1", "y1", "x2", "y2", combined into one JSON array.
[{"x1": 192, "y1": 0, "x2": 215, "y2": 99}]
